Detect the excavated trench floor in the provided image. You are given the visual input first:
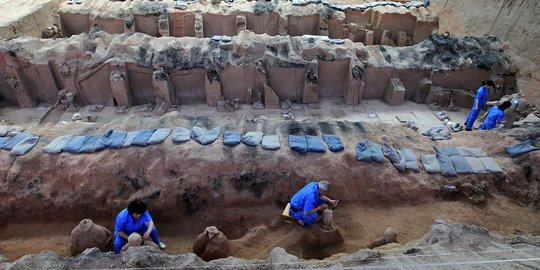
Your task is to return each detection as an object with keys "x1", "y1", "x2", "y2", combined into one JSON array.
[{"x1": 0, "y1": 196, "x2": 539, "y2": 261}]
